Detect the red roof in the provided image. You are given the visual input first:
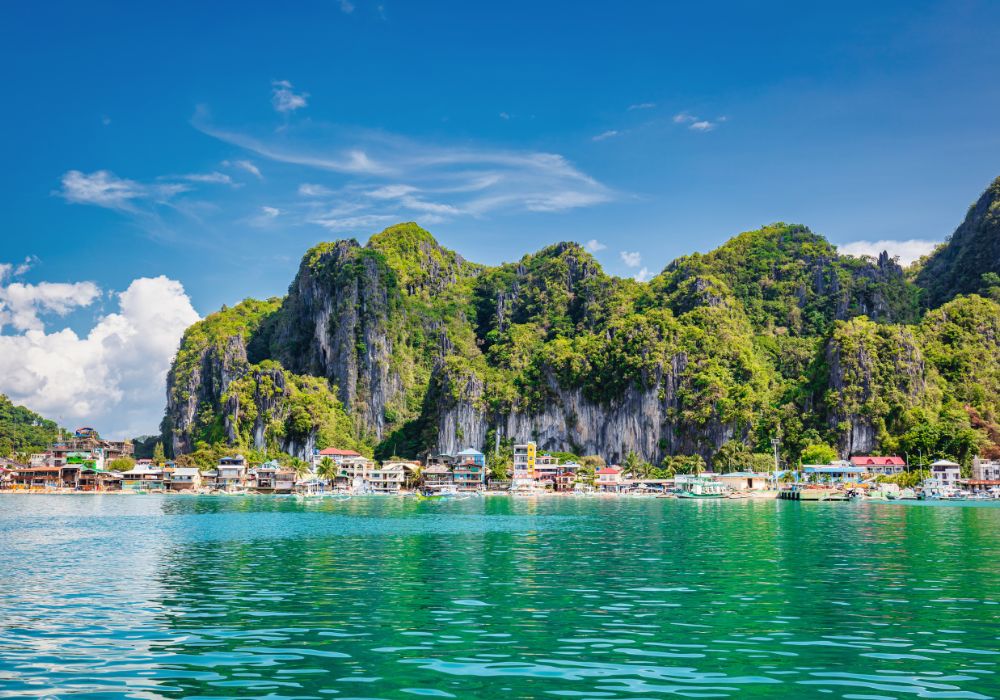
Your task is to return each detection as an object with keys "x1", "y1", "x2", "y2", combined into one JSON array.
[
  {"x1": 596, "y1": 467, "x2": 621, "y2": 475},
  {"x1": 318, "y1": 448, "x2": 361, "y2": 456},
  {"x1": 850, "y1": 456, "x2": 905, "y2": 467}
]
